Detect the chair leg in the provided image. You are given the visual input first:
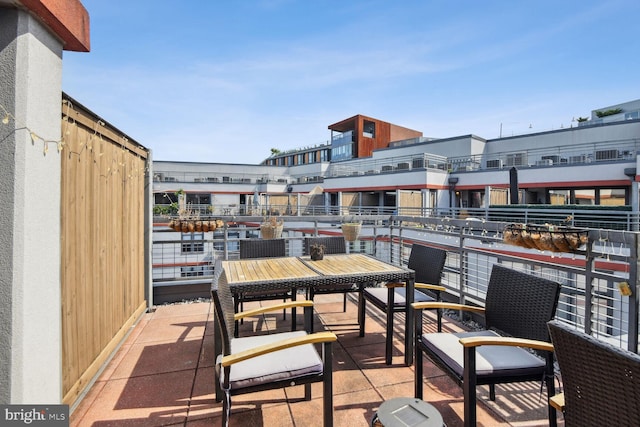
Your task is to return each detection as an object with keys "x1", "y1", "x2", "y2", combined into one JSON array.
[
  {"x1": 343, "y1": 293, "x2": 347, "y2": 312},
  {"x1": 222, "y1": 389, "x2": 231, "y2": 427},
  {"x1": 489, "y1": 384, "x2": 496, "y2": 401},
  {"x1": 323, "y1": 342, "x2": 334, "y2": 427},
  {"x1": 463, "y1": 345, "x2": 478, "y2": 427},
  {"x1": 385, "y1": 286, "x2": 395, "y2": 365},
  {"x1": 358, "y1": 287, "x2": 366, "y2": 337},
  {"x1": 290, "y1": 288, "x2": 297, "y2": 332},
  {"x1": 233, "y1": 298, "x2": 240, "y2": 338},
  {"x1": 414, "y1": 342, "x2": 424, "y2": 399},
  {"x1": 545, "y1": 352, "x2": 558, "y2": 427},
  {"x1": 304, "y1": 383, "x2": 311, "y2": 401}
]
